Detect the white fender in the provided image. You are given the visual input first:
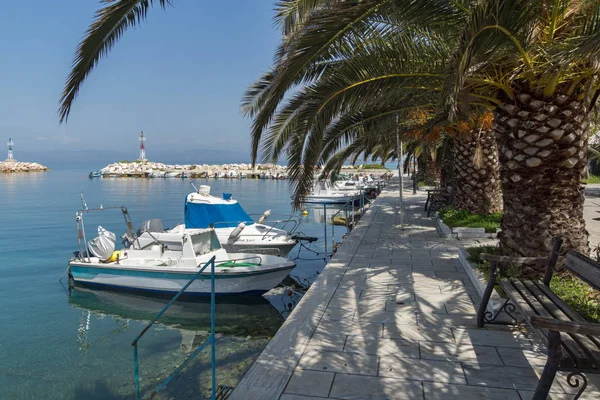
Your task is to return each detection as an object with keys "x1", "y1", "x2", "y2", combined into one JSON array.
[
  {"x1": 228, "y1": 222, "x2": 246, "y2": 241},
  {"x1": 257, "y1": 209, "x2": 271, "y2": 224}
]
